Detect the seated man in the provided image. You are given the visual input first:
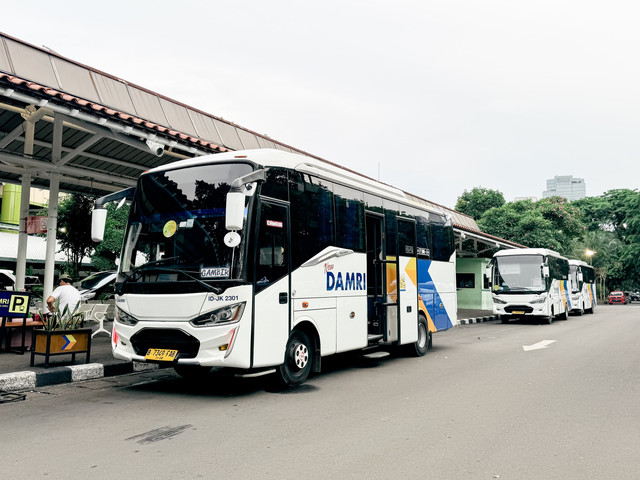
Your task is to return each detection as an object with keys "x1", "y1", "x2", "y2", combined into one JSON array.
[{"x1": 46, "y1": 273, "x2": 81, "y2": 318}]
